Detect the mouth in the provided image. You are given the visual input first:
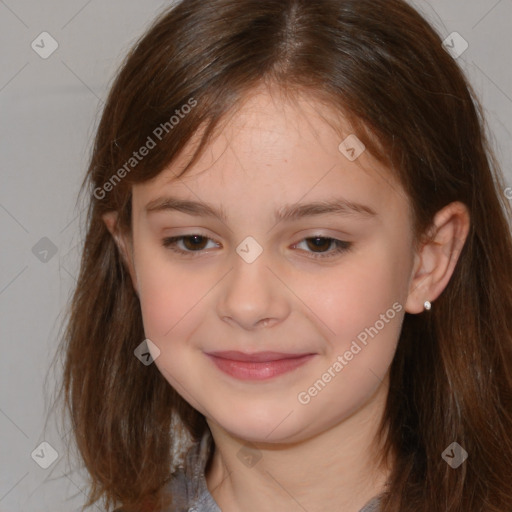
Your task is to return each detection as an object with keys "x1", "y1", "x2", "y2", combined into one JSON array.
[{"x1": 205, "y1": 351, "x2": 316, "y2": 380}]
